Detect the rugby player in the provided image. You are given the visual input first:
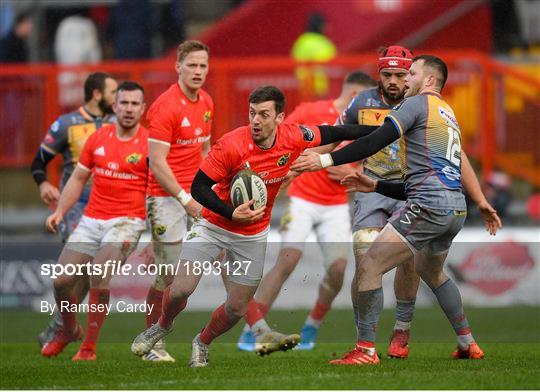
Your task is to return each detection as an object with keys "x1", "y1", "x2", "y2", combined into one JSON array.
[
  {"x1": 31, "y1": 72, "x2": 117, "y2": 348},
  {"x1": 40, "y1": 82, "x2": 148, "y2": 361},
  {"x1": 142, "y1": 40, "x2": 213, "y2": 362},
  {"x1": 291, "y1": 55, "x2": 502, "y2": 365},
  {"x1": 237, "y1": 71, "x2": 376, "y2": 351},
  {"x1": 340, "y1": 46, "x2": 420, "y2": 358},
  {"x1": 131, "y1": 85, "x2": 380, "y2": 367}
]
